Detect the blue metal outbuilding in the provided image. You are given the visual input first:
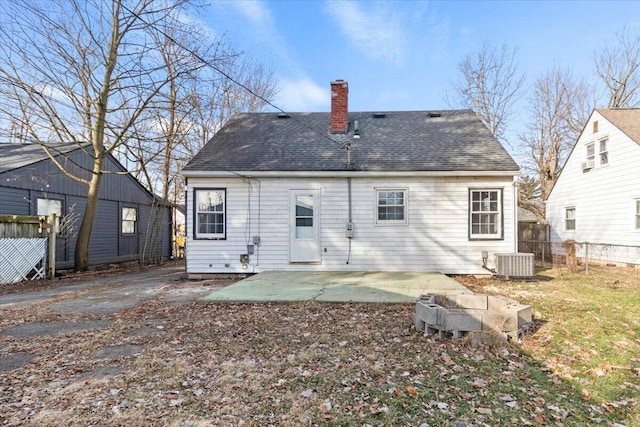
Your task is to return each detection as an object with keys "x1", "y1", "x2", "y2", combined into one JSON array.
[{"x1": 0, "y1": 143, "x2": 172, "y2": 269}]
